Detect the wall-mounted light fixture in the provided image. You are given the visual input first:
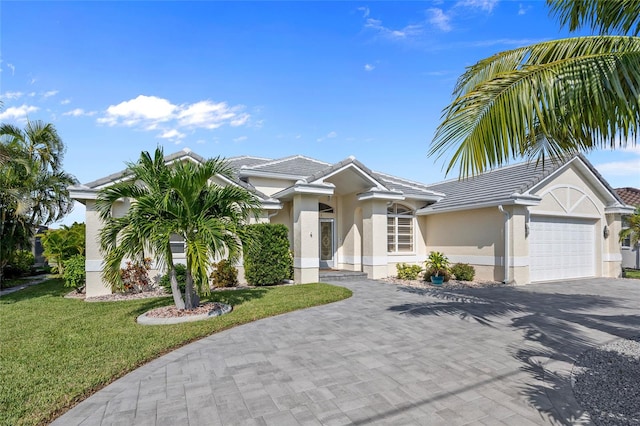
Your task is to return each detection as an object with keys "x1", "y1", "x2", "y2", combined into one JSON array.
[{"x1": 603, "y1": 225, "x2": 610, "y2": 239}]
